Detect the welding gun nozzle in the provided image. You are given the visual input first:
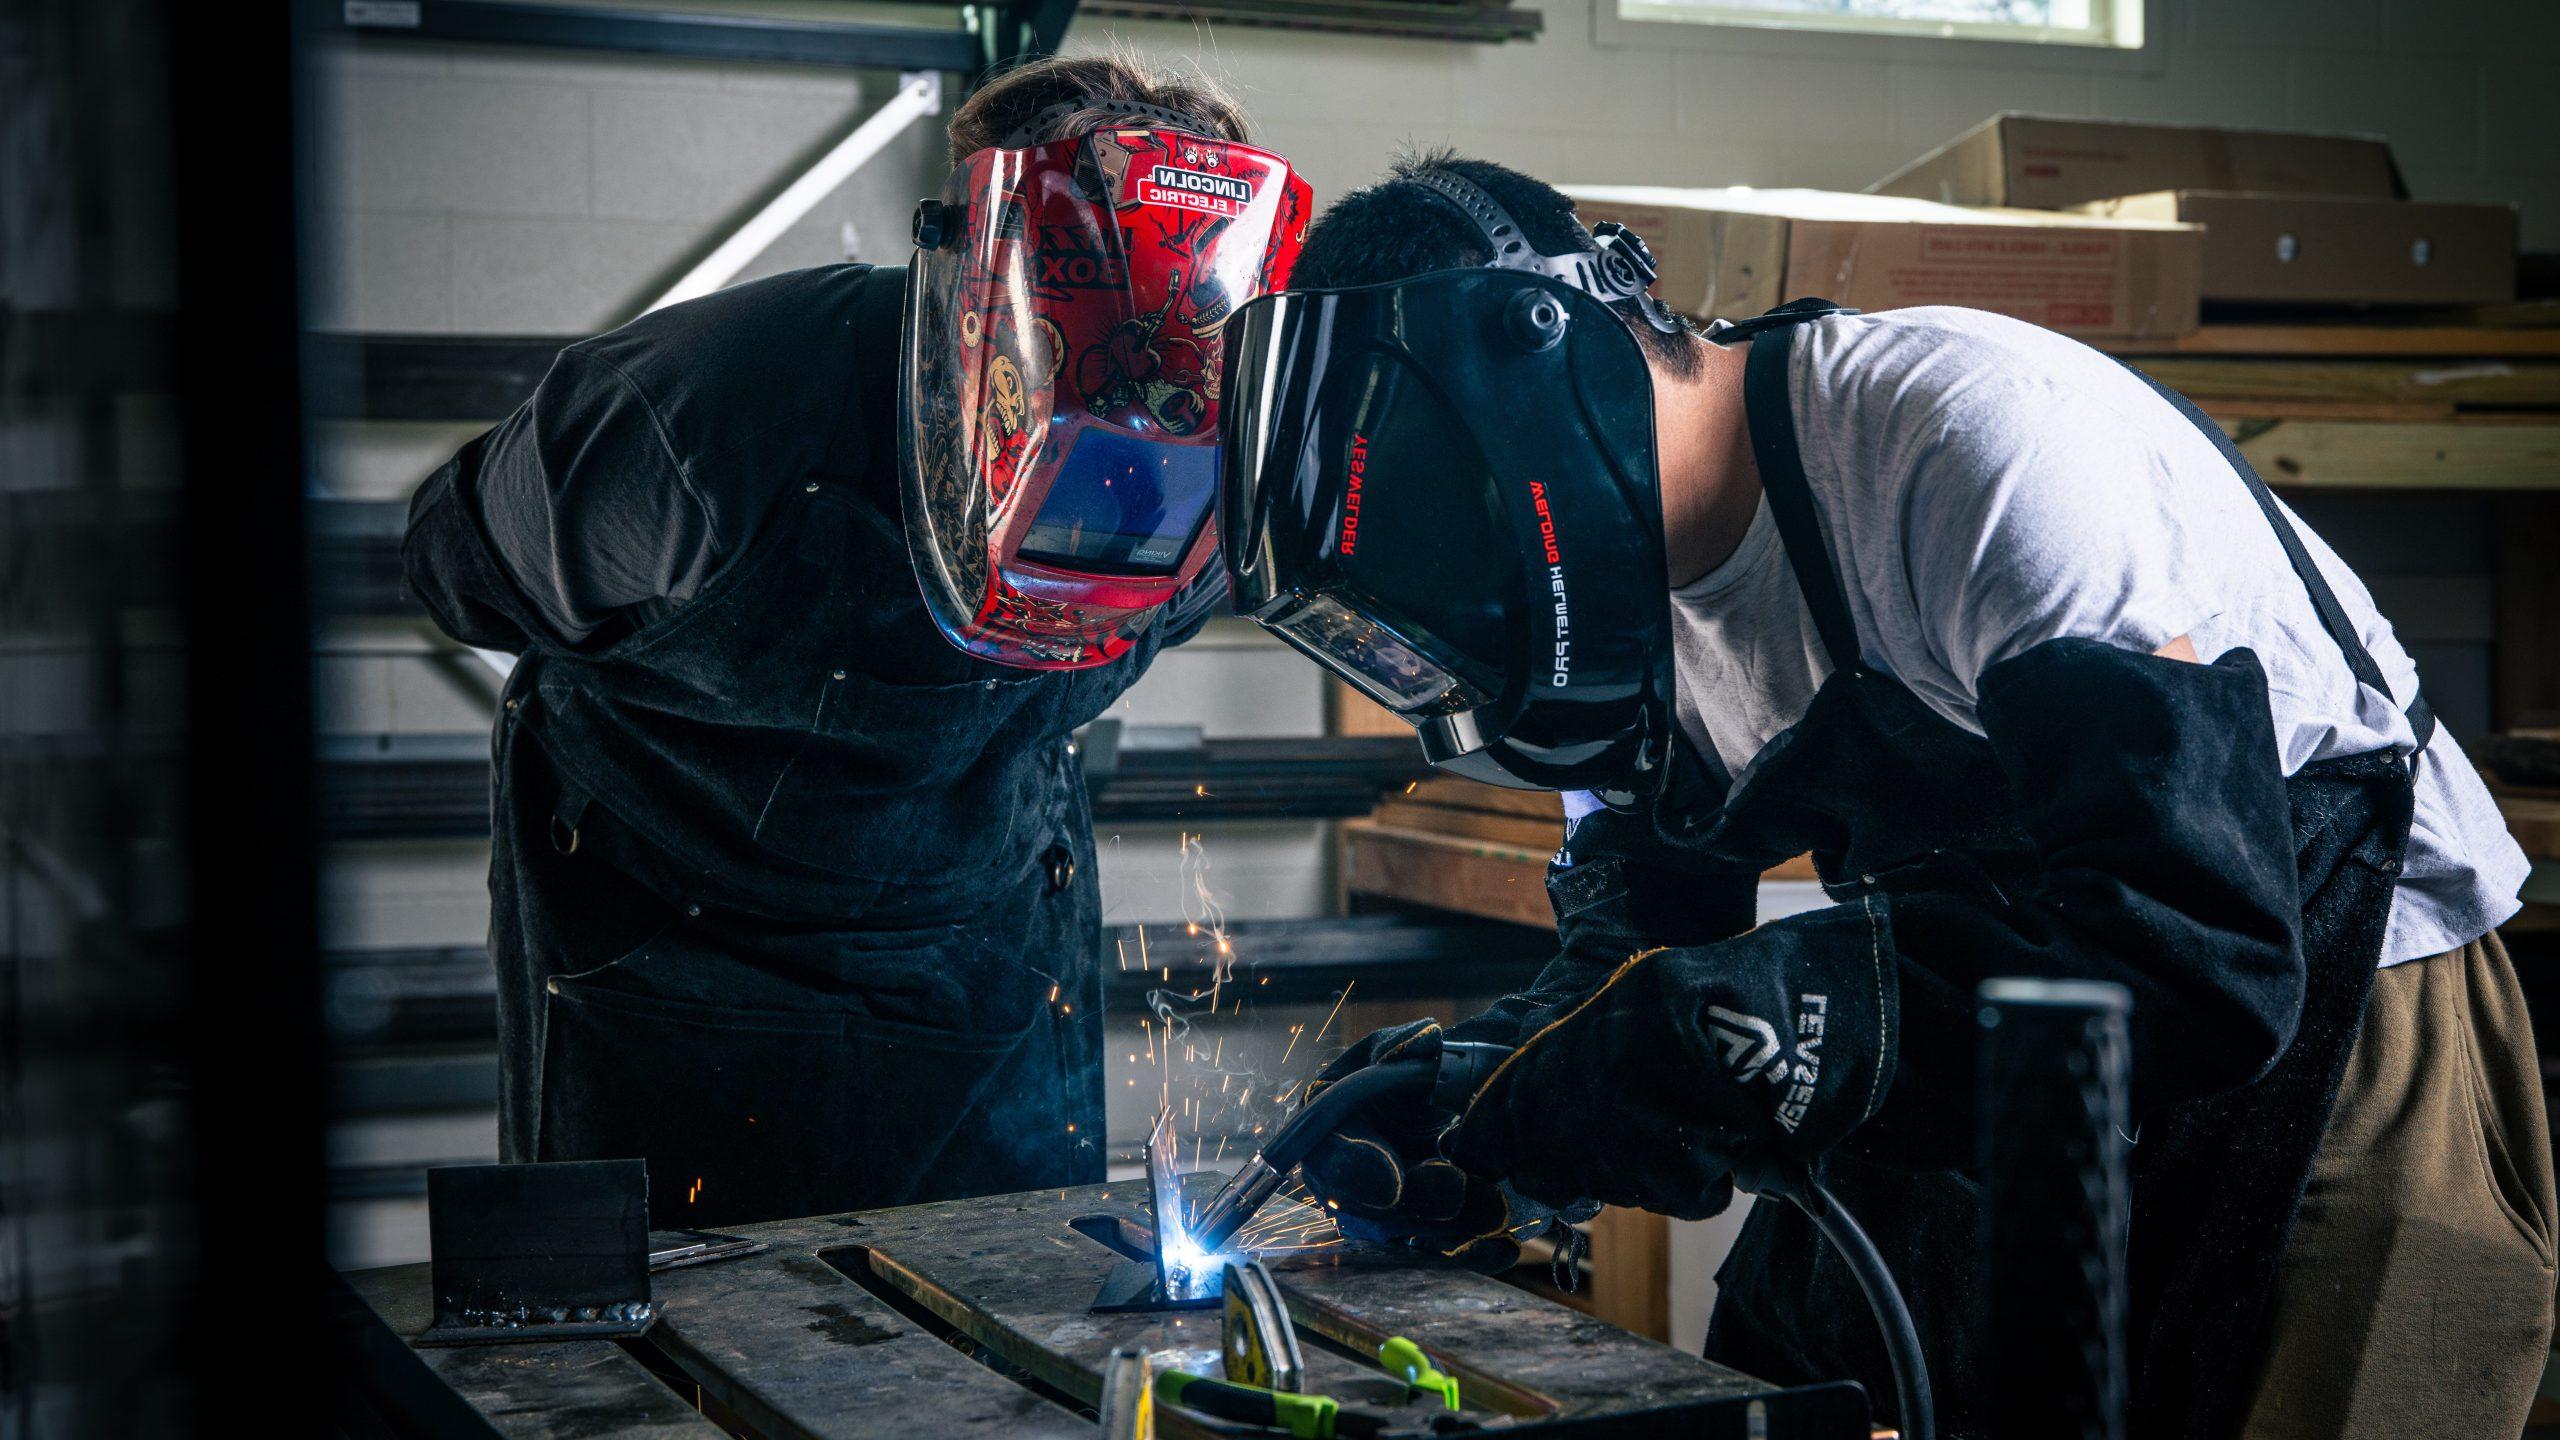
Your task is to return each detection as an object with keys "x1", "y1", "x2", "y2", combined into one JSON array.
[{"x1": 1189, "y1": 1156, "x2": 1284, "y2": 1255}]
